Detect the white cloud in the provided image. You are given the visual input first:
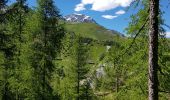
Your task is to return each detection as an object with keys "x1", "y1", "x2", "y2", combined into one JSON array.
[
  {"x1": 166, "y1": 32, "x2": 170, "y2": 38},
  {"x1": 74, "y1": 3, "x2": 86, "y2": 11},
  {"x1": 75, "y1": 0, "x2": 134, "y2": 12},
  {"x1": 115, "y1": 10, "x2": 126, "y2": 15},
  {"x1": 102, "y1": 15, "x2": 117, "y2": 19},
  {"x1": 82, "y1": 0, "x2": 95, "y2": 4}
]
